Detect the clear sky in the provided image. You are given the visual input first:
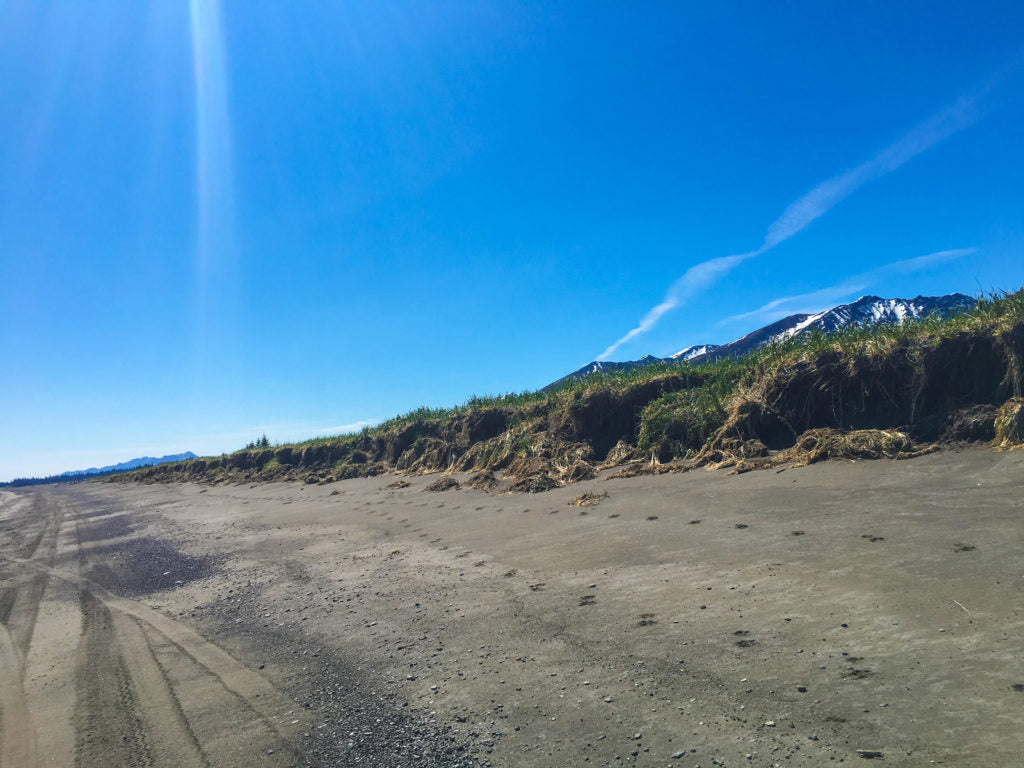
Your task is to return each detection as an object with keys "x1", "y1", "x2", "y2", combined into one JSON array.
[{"x1": 2, "y1": 1, "x2": 1023, "y2": 480}]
